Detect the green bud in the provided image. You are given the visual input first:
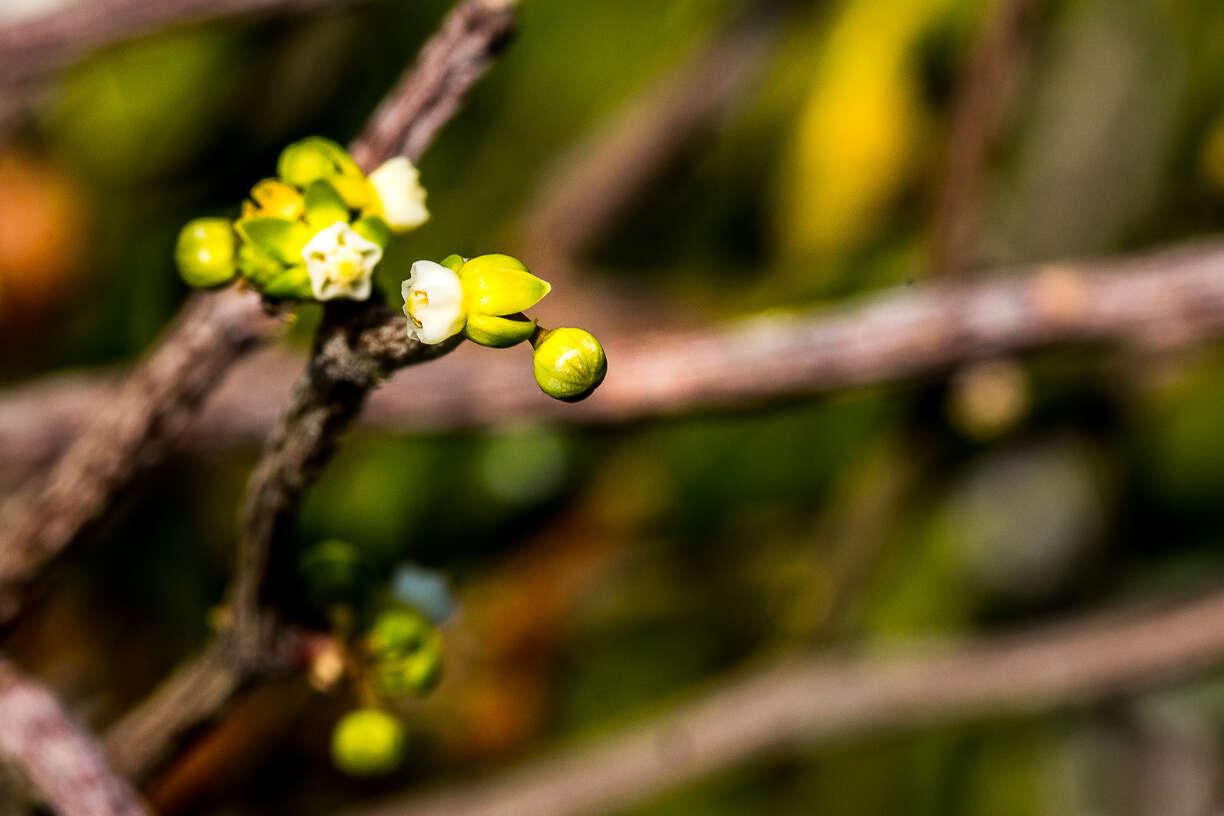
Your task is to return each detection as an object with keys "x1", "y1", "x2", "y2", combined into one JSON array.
[
  {"x1": 367, "y1": 608, "x2": 444, "y2": 696},
  {"x1": 459, "y1": 254, "x2": 550, "y2": 317},
  {"x1": 330, "y1": 709, "x2": 406, "y2": 777},
  {"x1": 175, "y1": 218, "x2": 236, "y2": 288},
  {"x1": 352, "y1": 215, "x2": 392, "y2": 250},
  {"x1": 260, "y1": 264, "x2": 313, "y2": 300},
  {"x1": 235, "y1": 216, "x2": 312, "y2": 265},
  {"x1": 532, "y1": 327, "x2": 607, "y2": 402},
  {"x1": 277, "y1": 136, "x2": 362, "y2": 189},
  {"x1": 236, "y1": 242, "x2": 283, "y2": 289},
  {"x1": 303, "y1": 179, "x2": 350, "y2": 231},
  {"x1": 464, "y1": 313, "x2": 538, "y2": 348},
  {"x1": 298, "y1": 539, "x2": 375, "y2": 613}
]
